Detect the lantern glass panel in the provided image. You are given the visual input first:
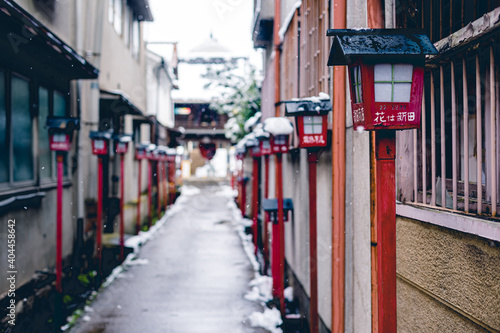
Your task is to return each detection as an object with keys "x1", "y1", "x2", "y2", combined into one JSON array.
[
  {"x1": 262, "y1": 140, "x2": 271, "y2": 150},
  {"x1": 303, "y1": 116, "x2": 323, "y2": 134},
  {"x1": 374, "y1": 63, "x2": 413, "y2": 103},
  {"x1": 350, "y1": 65, "x2": 363, "y2": 103},
  {"x1": 94, "y1": 140, "x2": 105, "y2": 150},
  {"x1": 274, "y1": 135, "x2": 287, "y2": 145}
]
